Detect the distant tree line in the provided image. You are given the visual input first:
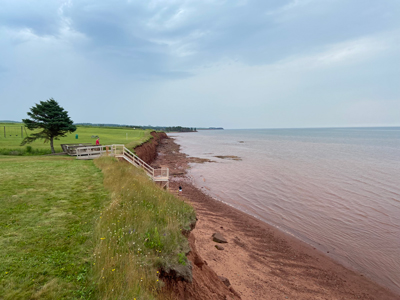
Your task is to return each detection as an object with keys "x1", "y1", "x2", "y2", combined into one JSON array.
[
  {"x1": 73, "y1": 123, "x2": 212, "y2": 132},
  {"x1": 196, "y1": 127, "x2": 224, "y2": 130},
  {"x1": 164, "y1": 126, "x2": 197, "y2": 132},
  {"x1": 75, "y1": 123, "x2": 143, "y2": 129}
]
